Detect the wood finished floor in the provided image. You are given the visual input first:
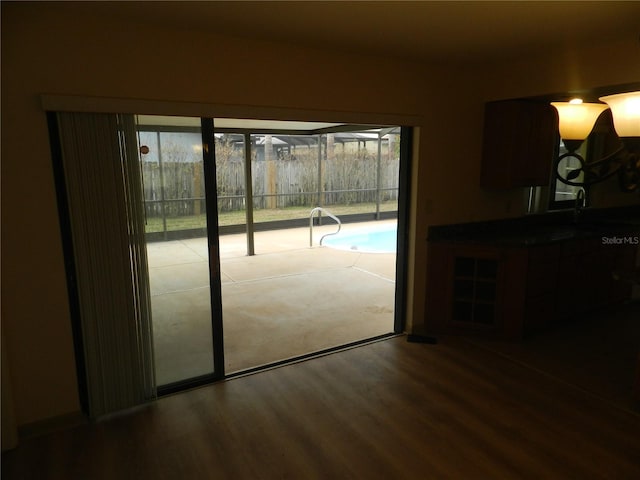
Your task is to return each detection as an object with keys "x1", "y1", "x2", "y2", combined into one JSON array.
[{"x1": 3, "y1": 335, "x2": 640, "y2": 479}]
